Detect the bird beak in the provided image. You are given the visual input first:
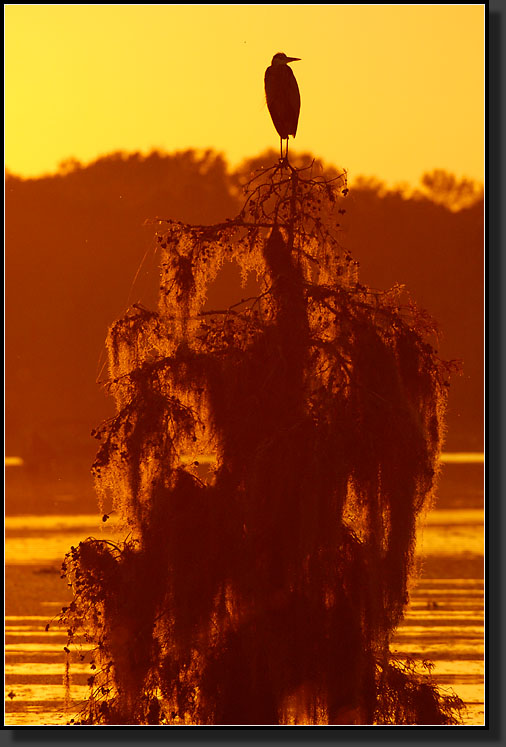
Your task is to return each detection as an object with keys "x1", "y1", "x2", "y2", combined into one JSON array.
[{"x1": 287, "y1": 57, "x2": 301, "y2": 63}]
